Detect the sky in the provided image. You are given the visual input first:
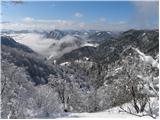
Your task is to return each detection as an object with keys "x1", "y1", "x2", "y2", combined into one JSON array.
[{"x1": 1, "y1": 1, "x2": 159, "y2": 31}]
